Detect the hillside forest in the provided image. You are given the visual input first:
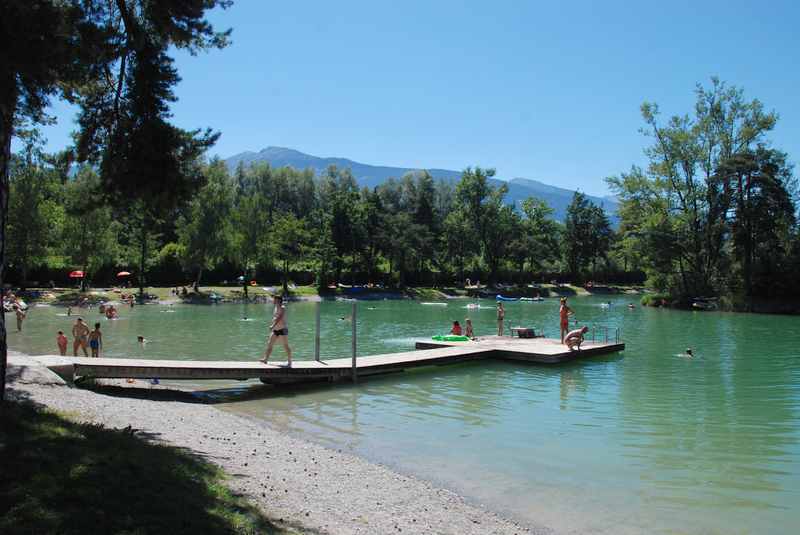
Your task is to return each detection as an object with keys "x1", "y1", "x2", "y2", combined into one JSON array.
[{"x1": 7, "y1": 80, "x2": 800, "y2": 311}]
